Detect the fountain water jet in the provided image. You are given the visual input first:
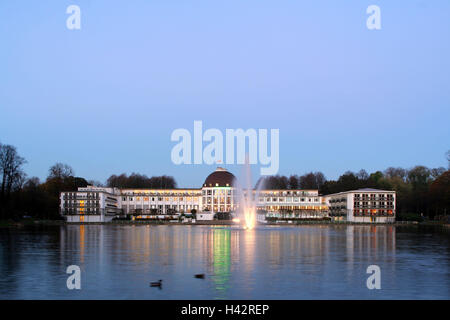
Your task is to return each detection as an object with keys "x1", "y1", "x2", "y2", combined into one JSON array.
[{"x1": 235, "y1": 157, "x2": 264, "y2": 230}]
